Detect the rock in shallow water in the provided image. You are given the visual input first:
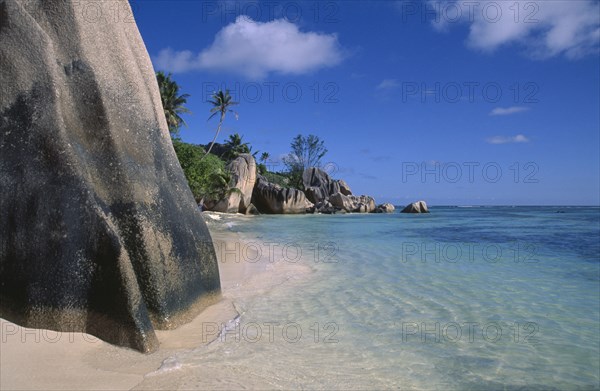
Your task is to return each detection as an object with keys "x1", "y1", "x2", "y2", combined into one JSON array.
[
  {"x1": 401, "y1": 201, "x2": 429, "y2": 213},
  {"x1": 0, "y1": 0, "x2": 220, "y2": 353},
  {"x1": 329, "y1": 192, "x2": 376, "y2": 213},
  {"x1": 375, "y1": 203, "x2": 395, "y2": 213}
]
